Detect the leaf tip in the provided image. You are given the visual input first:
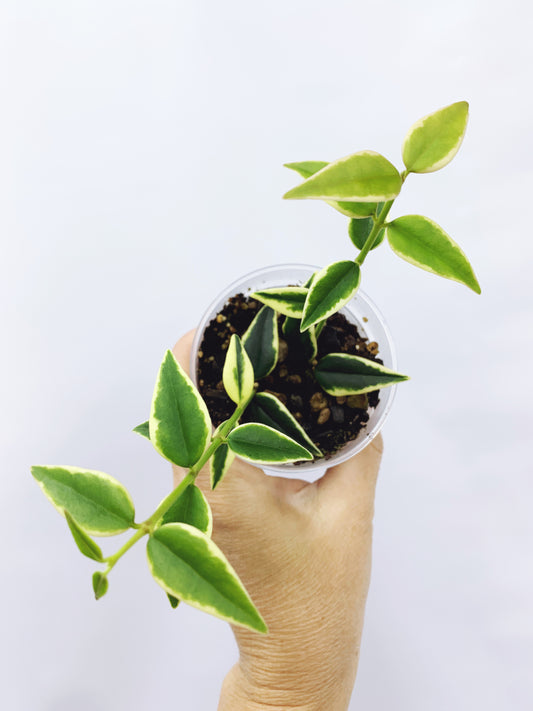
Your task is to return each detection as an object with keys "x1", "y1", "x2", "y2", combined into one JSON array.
[
  {"x1": 470, "y1": 277, "x2": 482, "y2": 295},
  {"x1": 282, "y1": 186, "x2": 300, "y2": 200}
]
